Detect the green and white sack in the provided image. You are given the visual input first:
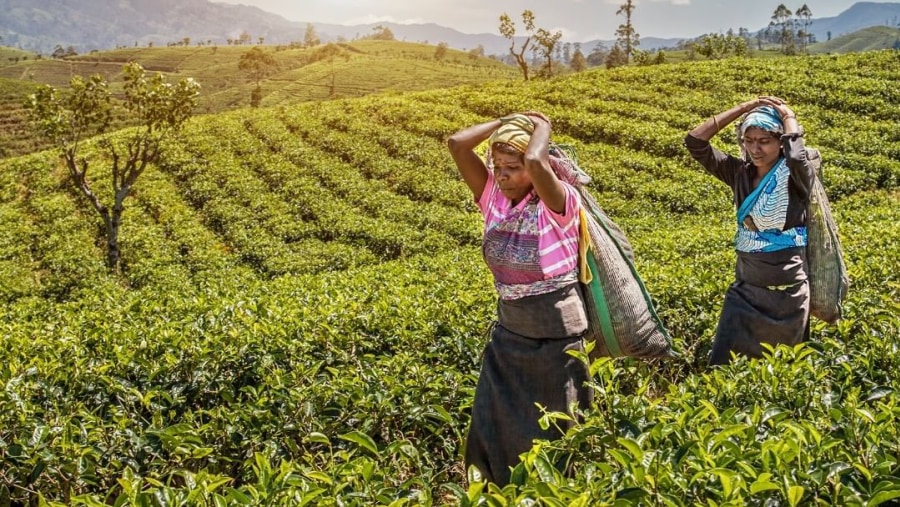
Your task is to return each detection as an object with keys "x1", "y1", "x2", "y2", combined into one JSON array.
[
  {"x1": 805, "y1": 148, "x2": 849, "y2": 324},
  {"x1": 550, "y1": 145, "x2": 672, "y2": 359}
]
